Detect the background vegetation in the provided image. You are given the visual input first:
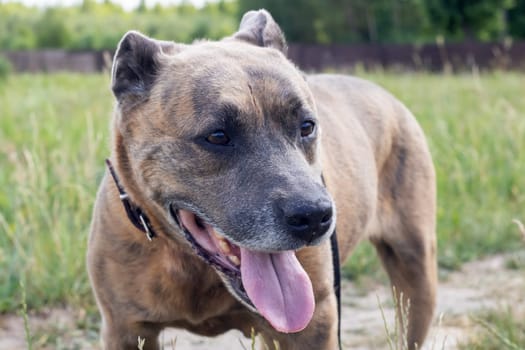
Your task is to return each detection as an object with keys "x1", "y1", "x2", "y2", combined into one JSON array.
[
  {"x1": 238, "y1": 0, "x2": 525, "y2": 44},
  {"x1": 1, "y1": 0, "x2": 525, "y2": 51},
  {"x1": 0, "y1": 0, "x2": 237, "y2": 50}
]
